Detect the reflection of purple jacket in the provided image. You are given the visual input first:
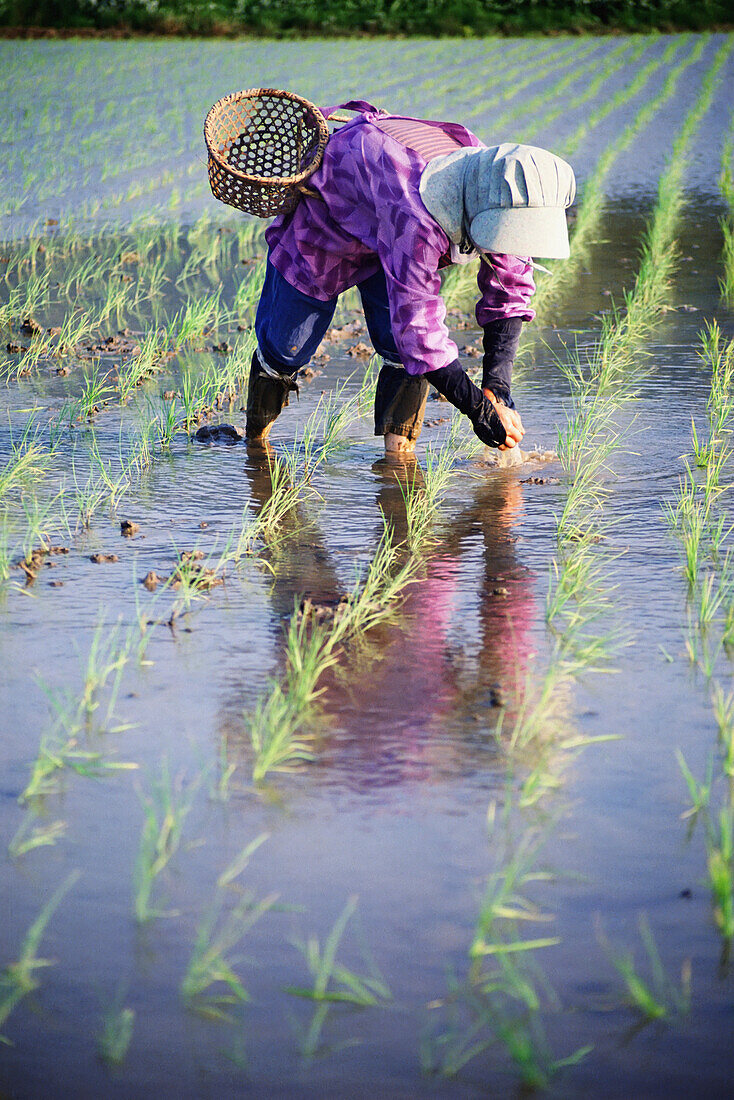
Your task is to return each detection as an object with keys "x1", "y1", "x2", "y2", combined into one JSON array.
[{"x1": 265, "y1": 108, "x2": 535, "y2": 377}]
